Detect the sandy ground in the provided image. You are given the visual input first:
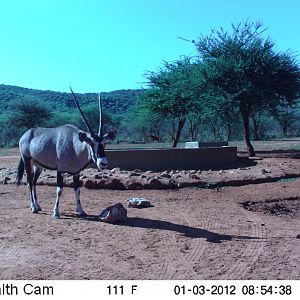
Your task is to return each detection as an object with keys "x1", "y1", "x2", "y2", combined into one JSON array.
[{"x1": 0, "y1": 154, "x2": 300, "y2": 280}]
